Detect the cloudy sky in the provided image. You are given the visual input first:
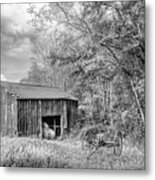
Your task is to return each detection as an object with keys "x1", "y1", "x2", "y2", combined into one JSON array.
[{"x1": 1, "y1": 3, "x2": 36, "y2": 82}]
